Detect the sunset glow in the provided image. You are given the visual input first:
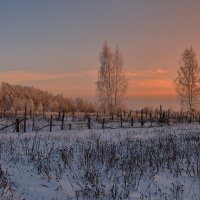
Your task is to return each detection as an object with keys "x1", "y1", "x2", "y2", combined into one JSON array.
[
  {"x1": 0, "y1": 69, "x2": 176, "y2": 100},
  {"x1": 0, "y1": 1, "x2": 200, "y2": 108}
]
